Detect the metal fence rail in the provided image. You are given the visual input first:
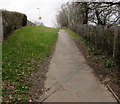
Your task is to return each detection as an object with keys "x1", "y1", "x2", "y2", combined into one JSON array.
[{"x1": 70, "y1": 24, "x2": 120, "y2": 63}]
